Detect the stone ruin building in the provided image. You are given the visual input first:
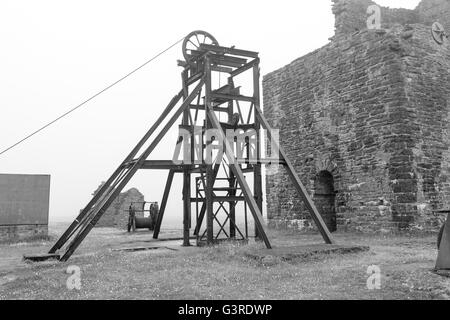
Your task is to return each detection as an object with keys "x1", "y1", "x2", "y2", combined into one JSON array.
[
  {"x1": 91, "y1": 183, "x2": 145, "y2": 229},
  {"x1": 263, "y1": 0, "x2": 450, "y2": 232}
]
